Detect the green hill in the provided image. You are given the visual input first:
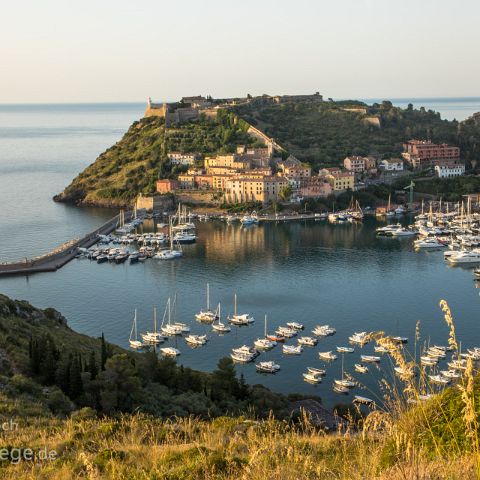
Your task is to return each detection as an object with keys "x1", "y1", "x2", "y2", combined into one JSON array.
[
  {"x1": 55, "y1": 99, "x2": 480, "y2": 208},
  {"x1": 54, "y1": 110, "x2": 259, "y2": 207}
]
